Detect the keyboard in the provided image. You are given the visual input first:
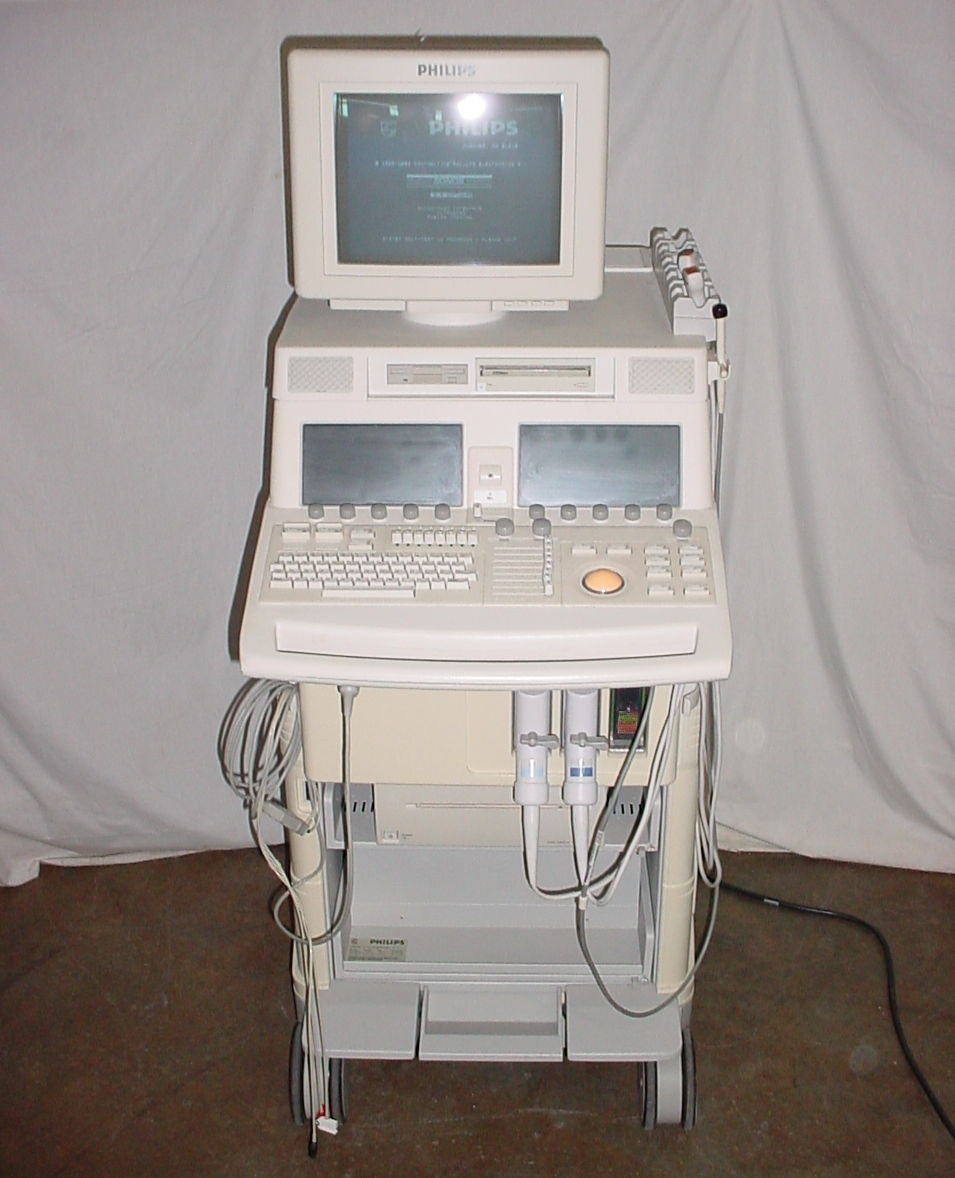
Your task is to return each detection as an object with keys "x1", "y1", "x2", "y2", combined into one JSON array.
[
  {"x1": 263, "y1": 517, "x2": 715, "y2": 606},
  {"x1": 268, "y1": 527, "x2": 478, "y2": 600},
  {"x1": 241, "y1": 505, "x2": 732, "y2": 689}
]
